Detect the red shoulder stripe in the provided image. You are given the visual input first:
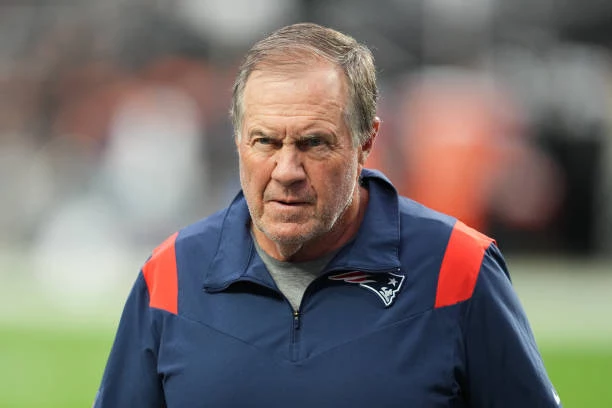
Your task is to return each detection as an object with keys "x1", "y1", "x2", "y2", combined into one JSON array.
[
  {"x1": 434, "y1": 221, "x2": 494, "y2": 308},
  {"x1": 142, "y1": 232, "x2": 179, "y2": 314}
]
